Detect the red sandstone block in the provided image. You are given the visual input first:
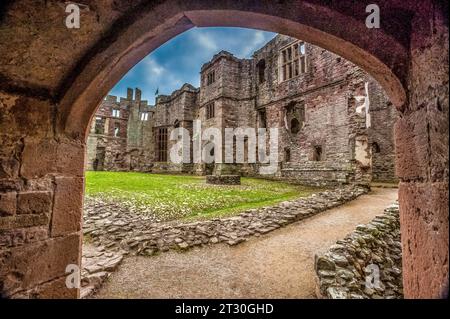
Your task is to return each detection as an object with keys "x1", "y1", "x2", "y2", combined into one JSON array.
[
  {"x1": 0, "y1": 233, "x2": 81, "y2": 297},
  {"x1": 0, "y1": 214, "x2": 49, "y2": 230},
  {"x1": 394, "y1": 108, "x2": 429, "y2": 181},
  {"x1": 398, "y1": 181, "x2": 449, "y2": 298},
  {"x1": 0, "y1": 192, "x2": 16, "y2": 216},
  {"x1": 51, "y1": 176, "x2": 84, "y2": 237},
  {"x1": 0, "y1": 156, "x2": 20, "y2": 179},
  {"x1": 20, "y1": 138, "x2": 57, "y2": 179},
  {"x1": 0, "y1": 226, "x2": 48, "y2": 249},
  {"x1": 57, "y1": 141, "x2": 85, "y2": 177},
  {"x1": 17, "y1": 191, "x2": 52, "y2": 215},
  {"x1": 11, "y1": 276, "x2": 79, "y2": 299}
]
